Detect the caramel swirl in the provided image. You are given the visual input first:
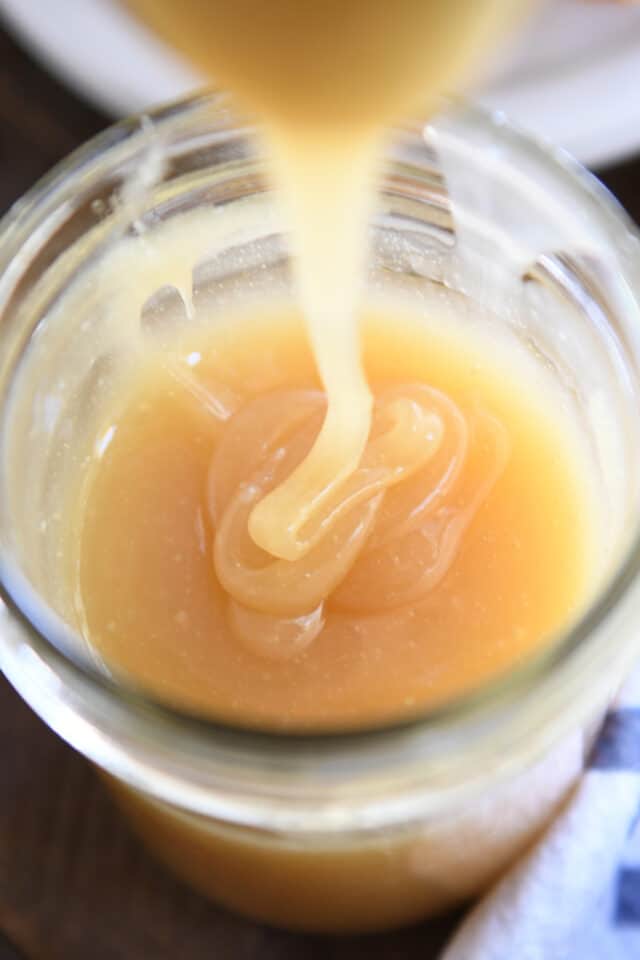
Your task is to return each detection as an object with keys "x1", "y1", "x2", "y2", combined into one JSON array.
[{"x1": 209, "y1": 386, "x2": 508, "y2": 659}]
